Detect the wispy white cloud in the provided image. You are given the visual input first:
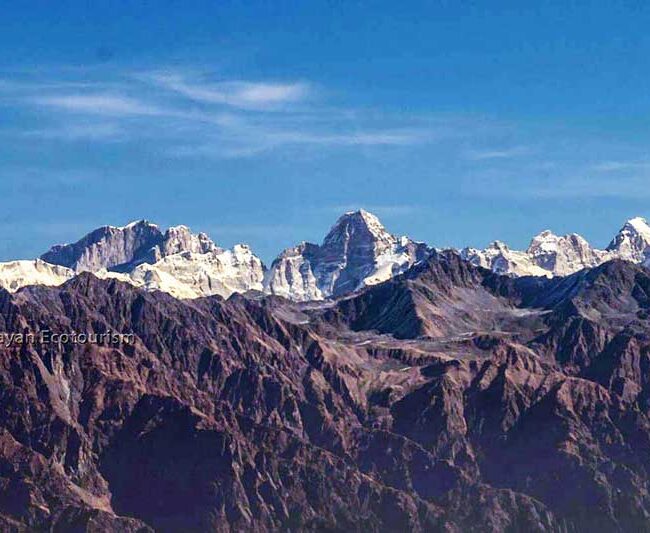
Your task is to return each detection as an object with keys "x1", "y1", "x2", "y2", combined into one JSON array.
[
  {"x1": 23, "y1": 122, "x2": 123, "y2": 141},
  {"x1": 271, "y1": 130, "x2": 426, "y2": 146},
  {"x1": 168, "y1": 130, "x2": 426, "y2": 159},
  {"x1": 0, "y1": 78, "x2": 107, "y2": 92},
  {"x1": 464, "y1": 146, "x2": 531, "y2": 160},
  {"x1": 460, "y1": 162, "x2": 650, "y2": 199},
  {"x1": 591, "y1": 160, "x2": 650, "y2": 172},
  {"x1": 145, "y1": 72, "x2": 311, "y2": 110},
  {"x1": 33, "y1": 94, "x2": 161, "y2": 116},
  {"x1": 1, "y1": 69, "x2": 444, "y2": 156}
]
